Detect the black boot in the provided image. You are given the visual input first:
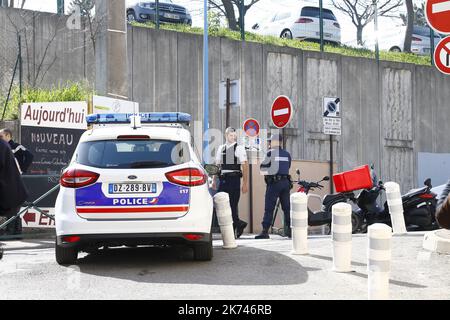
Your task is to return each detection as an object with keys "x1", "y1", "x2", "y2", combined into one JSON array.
[
  {"x1": 236, "y1": 220, "x2": 248, "y2": 239},
  {"x1": 255, "y1": 229, "x2": 270, "y2": 239},
  {"x1": 284, "y1": 225, "x2": 292, "y2": 238}
]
